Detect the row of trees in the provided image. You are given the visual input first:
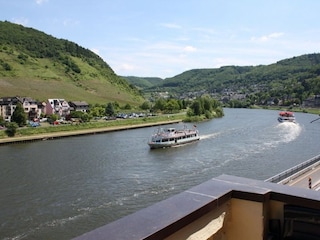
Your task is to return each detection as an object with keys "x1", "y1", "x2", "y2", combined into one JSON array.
[
  {"x1": 187, "y1": 96, "x2": 223, "y2": 119},
  {"x1": 141, "y1": 96, "x2": 224, "y2": 120}
]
